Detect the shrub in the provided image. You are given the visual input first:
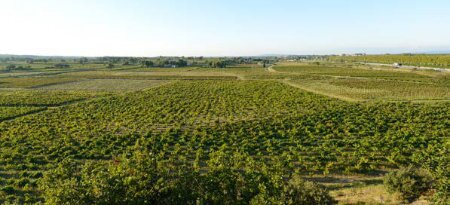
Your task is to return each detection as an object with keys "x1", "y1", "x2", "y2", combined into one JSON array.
[
  {"x1": 384, "y1": 166, "x2": 434, "y2": 202},
  {"x1": 282, "y1": 174, "x2": 335, "y2": 205},
  {"x1": 54, "y1": 63, "x2": 70, "y2": 68}
]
